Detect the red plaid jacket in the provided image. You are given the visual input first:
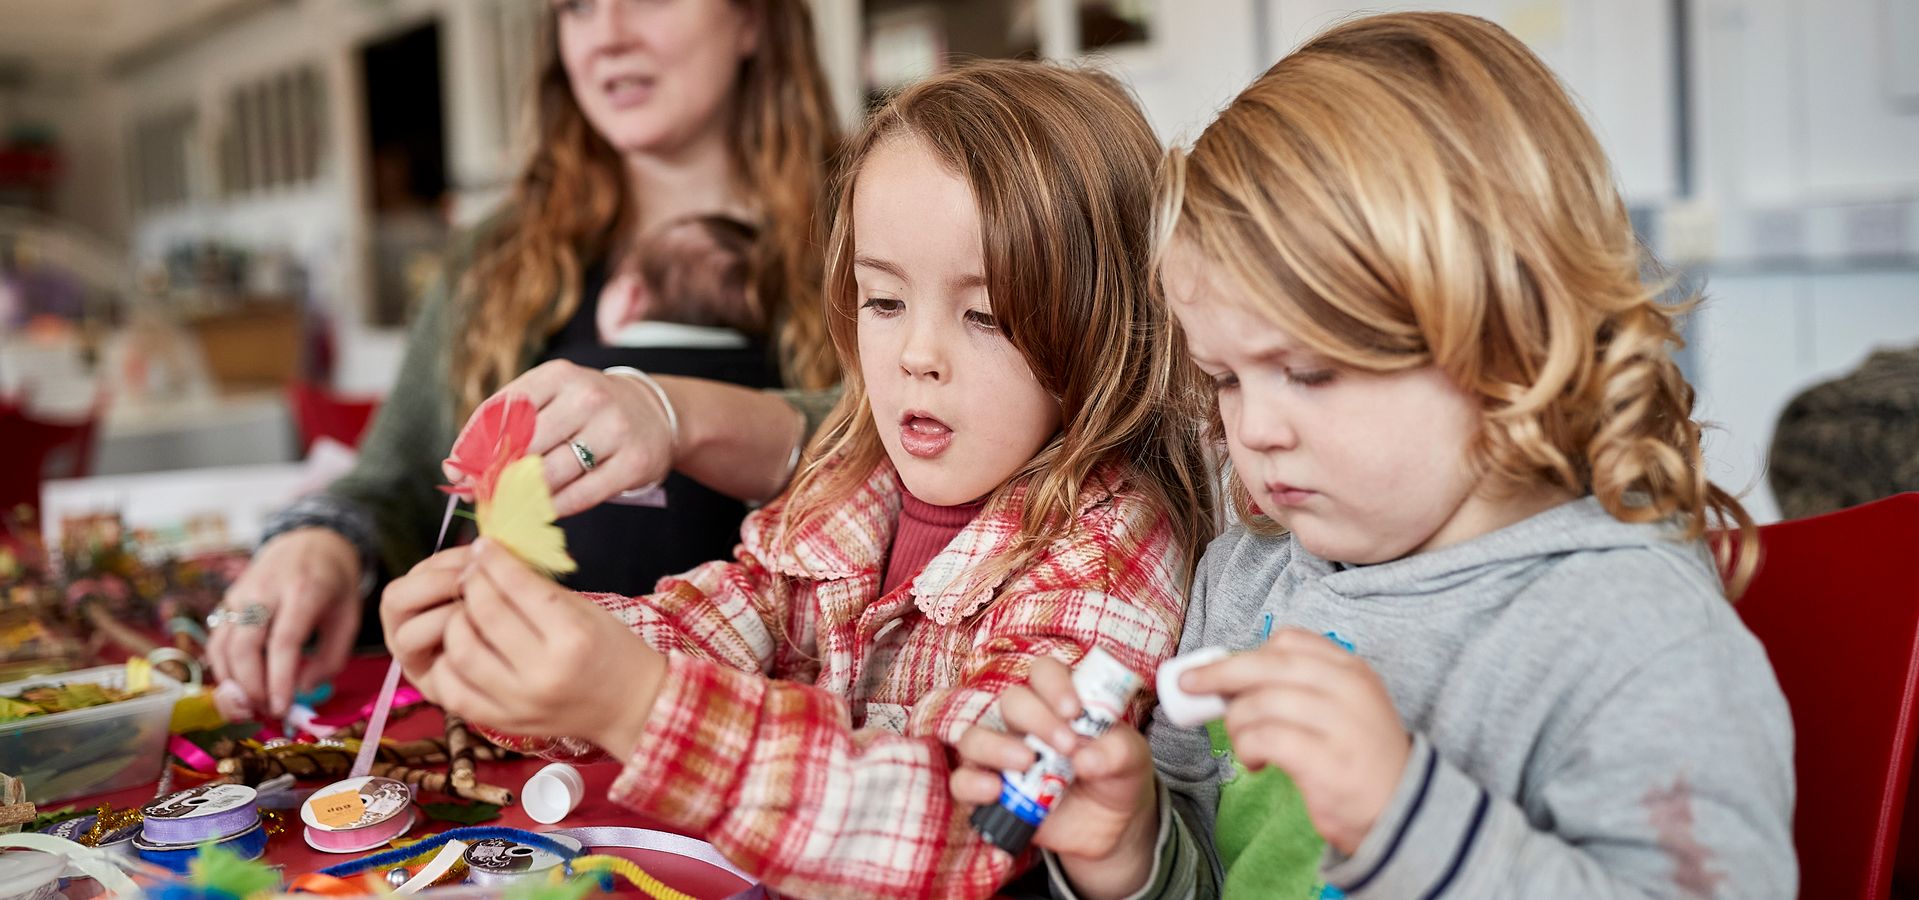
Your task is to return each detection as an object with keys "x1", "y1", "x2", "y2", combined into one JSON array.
[{"x1": 486, "y1": 461, "x2": 1187, "y2": 898}]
